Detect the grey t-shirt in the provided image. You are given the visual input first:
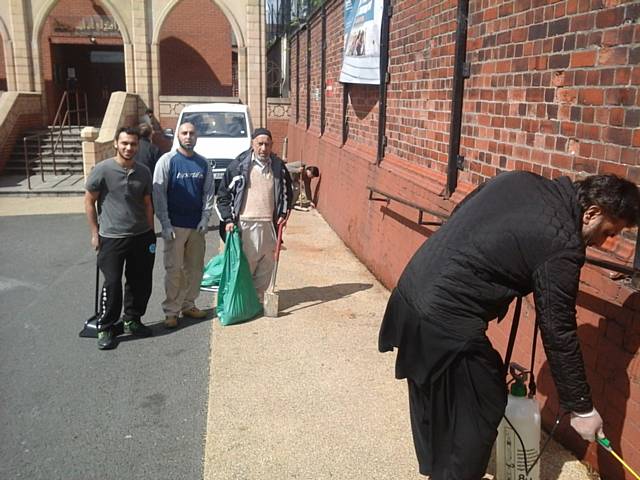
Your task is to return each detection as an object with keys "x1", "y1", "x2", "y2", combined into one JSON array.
[{"x1": 85, "y1": 158, "x2": 152, "y2": 238}]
